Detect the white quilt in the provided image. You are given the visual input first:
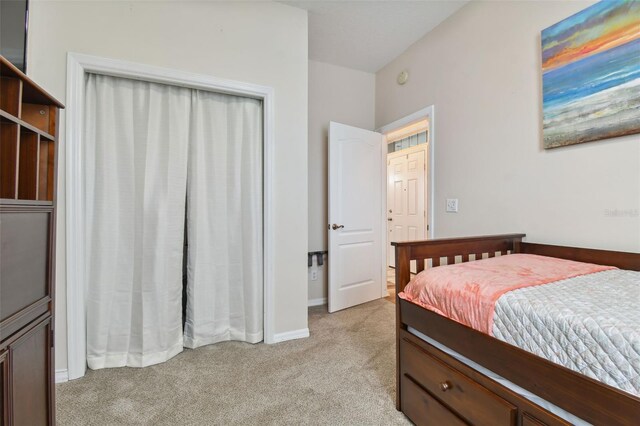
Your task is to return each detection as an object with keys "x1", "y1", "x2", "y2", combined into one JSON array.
[{"x1": 493, "y1": 269, "x2": 640, "y2": 396}]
